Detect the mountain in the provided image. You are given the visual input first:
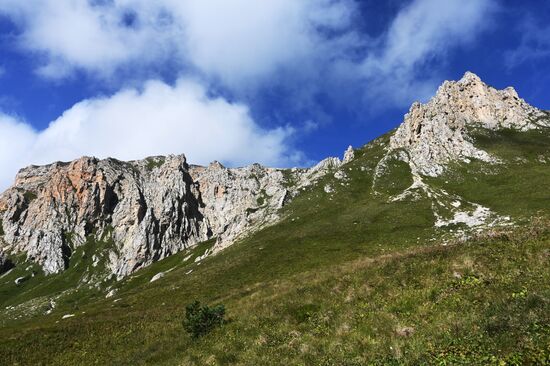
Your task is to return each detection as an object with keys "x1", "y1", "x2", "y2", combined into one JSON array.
[
  {"x1": 1, "y1": 73, "x2": 549, "y2": 365},
  {"x1": 0, "y1": 149, "x2": 343, "y2": 279}
]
